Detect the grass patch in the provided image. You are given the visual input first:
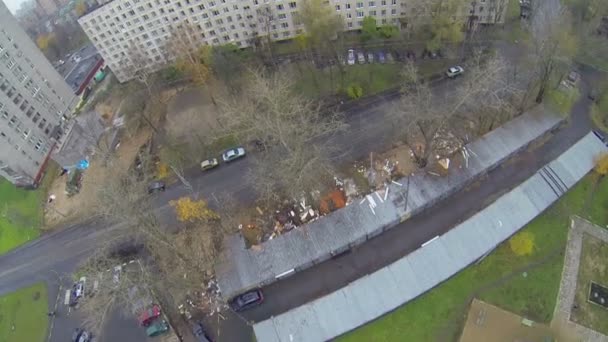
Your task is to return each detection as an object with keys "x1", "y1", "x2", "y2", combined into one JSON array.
[
  {"x1": 293, "y1": 63, "x2": 403, "y2": 99},
  {"x1": 0, "y1": 282, "x2": 49, "y2": 342},
  {"x1": 0, "y1": 172, "x2": 50, "y2": 253},
  {"x1": 571, "y1": 234, "x2": 608, "y2": 334},
  {"x1": 546, "y1": 85, "x2": 580, "y2": 115},
  {"x1": 340, "y1": 173, "x2": 608, "y2": 342},
  {"x1": 293, "y1": 59, "x2": 452, "y2": 99}
]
